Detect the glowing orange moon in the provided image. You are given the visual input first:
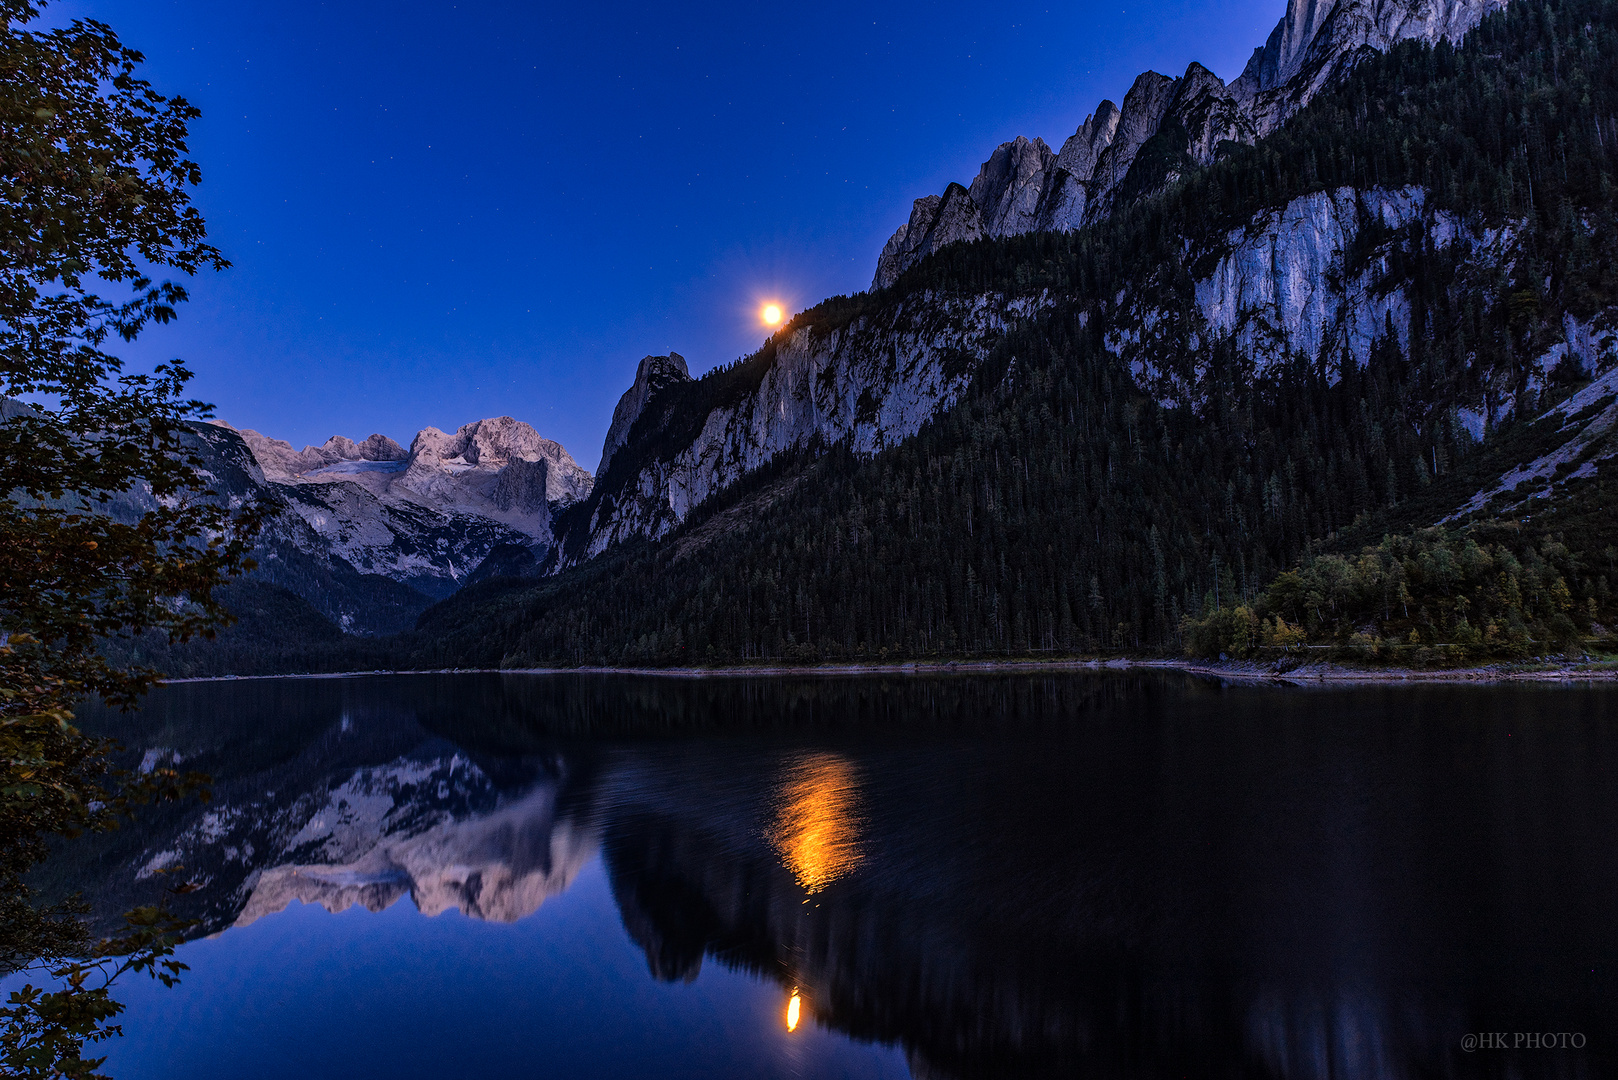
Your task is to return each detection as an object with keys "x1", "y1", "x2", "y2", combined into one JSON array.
[{"x1": 761, "y1": 303, "x2": 783, "y2": 326}]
